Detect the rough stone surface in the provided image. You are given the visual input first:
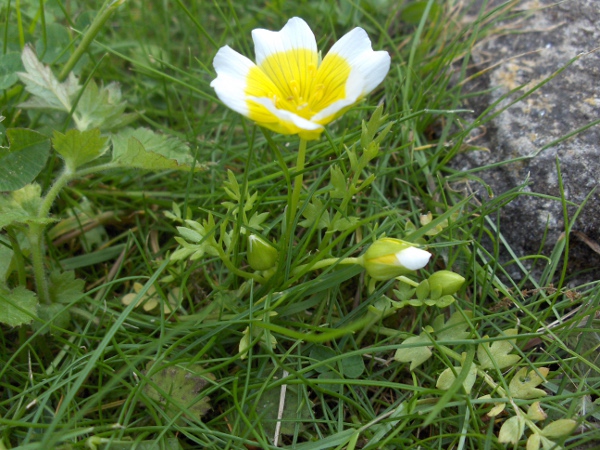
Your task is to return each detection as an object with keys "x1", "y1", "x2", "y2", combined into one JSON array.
[{"x1": 453, "y1": 0, "x2": 600, "y2": 283}]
